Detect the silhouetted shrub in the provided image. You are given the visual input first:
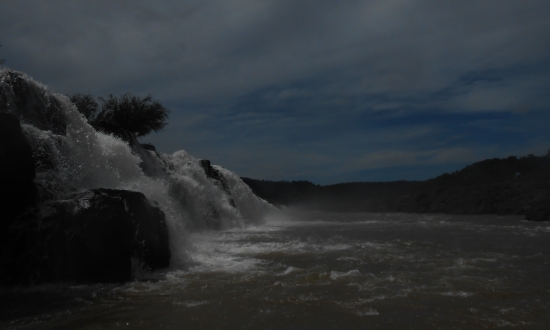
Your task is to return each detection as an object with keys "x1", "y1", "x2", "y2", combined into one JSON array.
[
  {"x1": 70, "y1": 93, "x2": 99, "y2": 121},
  {"x1": 70, "y1": 93, "x2": 170, "y2": 138},
  {"x1": 96, "y1": 94, "x2": 169, "y2": 137}
]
